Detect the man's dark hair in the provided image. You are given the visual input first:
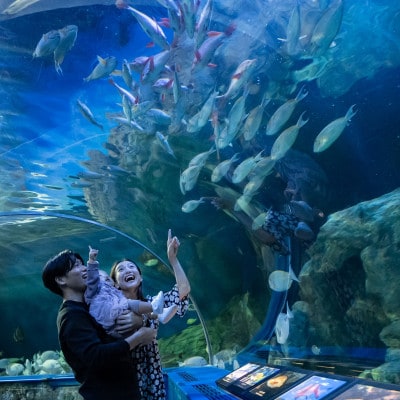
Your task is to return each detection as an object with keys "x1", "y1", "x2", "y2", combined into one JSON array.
[{"x1": 42, "y1": 250, "x2": 79, "y2": 296}]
